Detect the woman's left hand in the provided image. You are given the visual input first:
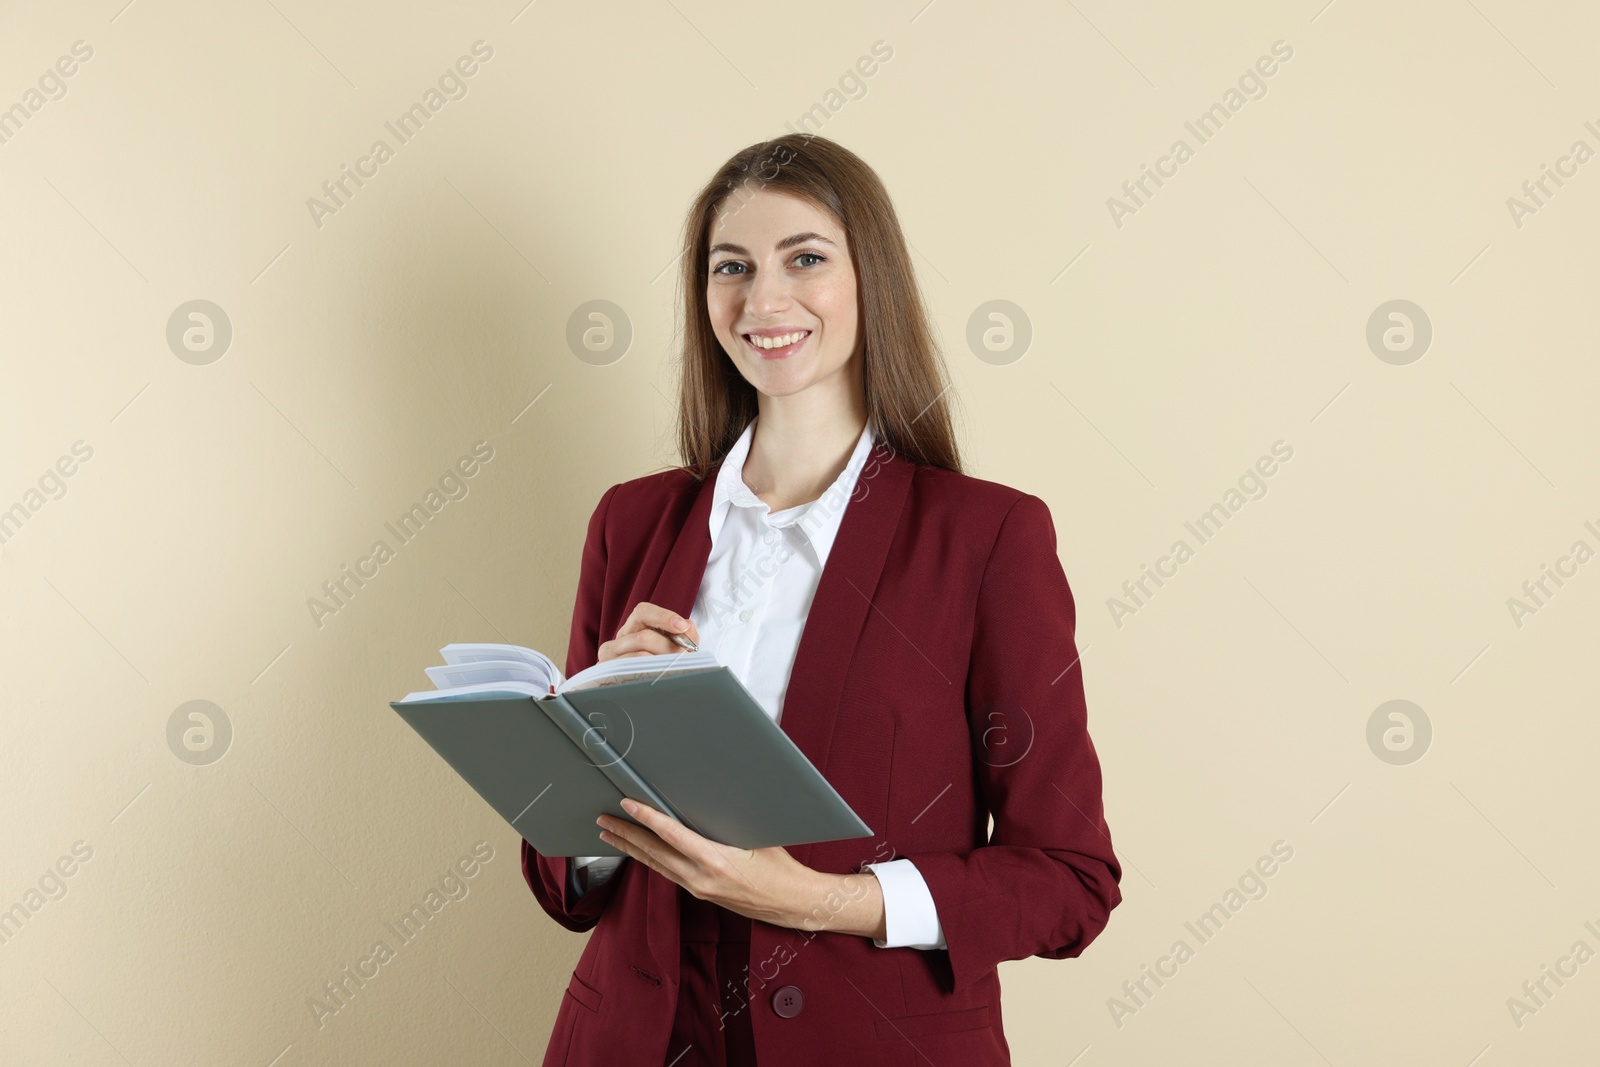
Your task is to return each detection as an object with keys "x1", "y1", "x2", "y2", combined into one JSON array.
[{"x1": 597, "y1": 799, "x2": 885, "y2": 939}]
